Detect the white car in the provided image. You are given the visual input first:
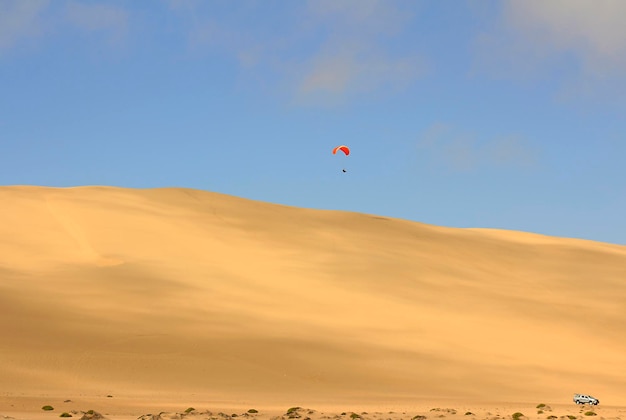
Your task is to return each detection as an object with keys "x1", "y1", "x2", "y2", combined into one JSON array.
[{"x1": 574, "y1": 394, "x2": 599, "y2": 405}]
